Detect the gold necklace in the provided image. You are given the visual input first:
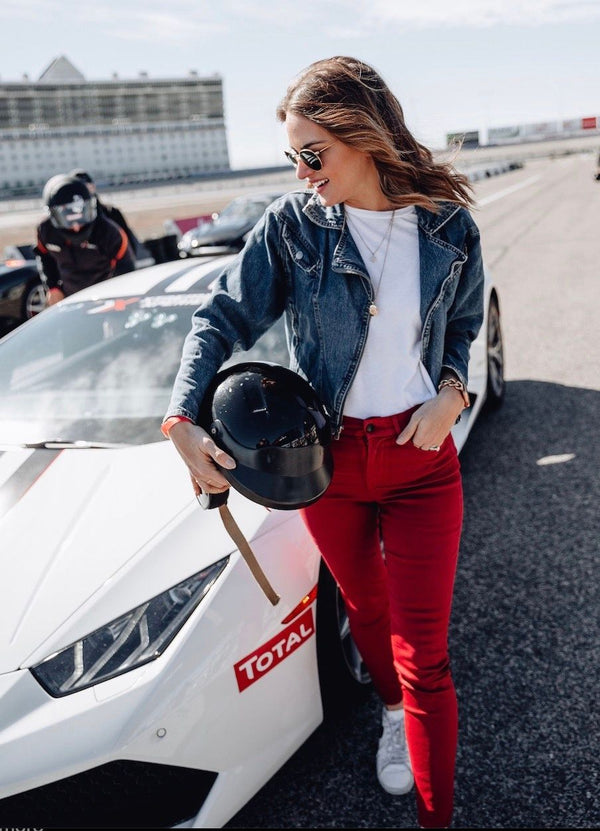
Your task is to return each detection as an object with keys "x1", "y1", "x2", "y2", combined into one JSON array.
[
  {"x1": 369, "y1": 210, "x2": 395, "y2": 316},
  {"x1": 347, "y1": 209, "x2": 395, "y2": 262}
]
